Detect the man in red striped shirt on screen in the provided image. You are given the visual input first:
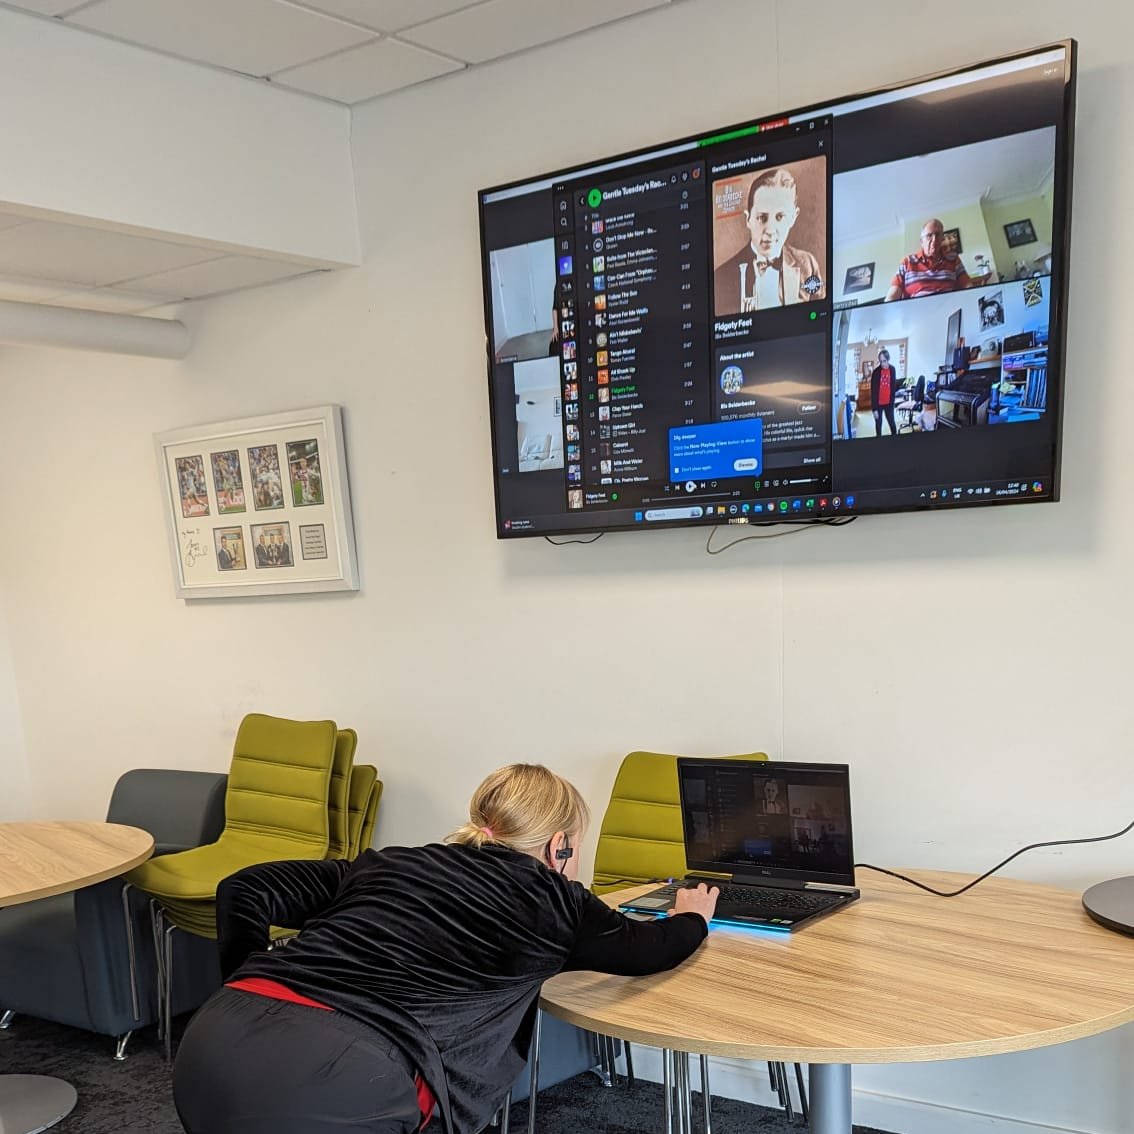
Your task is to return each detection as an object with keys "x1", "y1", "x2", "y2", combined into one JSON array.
[{"x1": 886, "y1": 218, "x2": 973, "y2": 300}]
